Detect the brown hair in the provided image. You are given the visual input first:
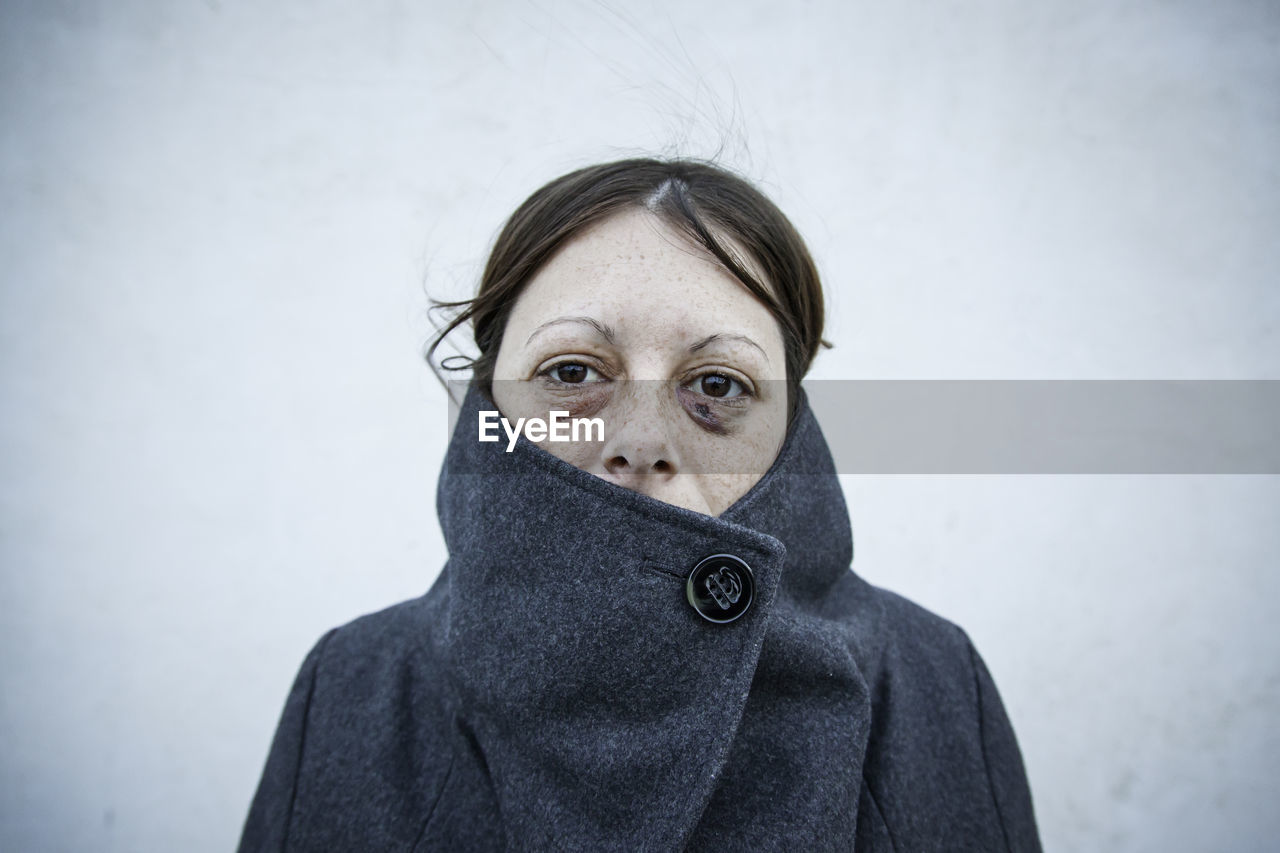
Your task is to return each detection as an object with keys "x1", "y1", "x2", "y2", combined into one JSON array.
[{"x1": 425, "y1": 157, "x2": 830, "y2": 418}]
